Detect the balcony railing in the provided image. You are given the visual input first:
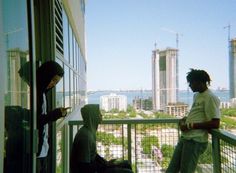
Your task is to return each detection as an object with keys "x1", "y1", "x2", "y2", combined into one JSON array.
[{"x1": 68, "y1": 119, "x2": 236, "y2": 173}]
